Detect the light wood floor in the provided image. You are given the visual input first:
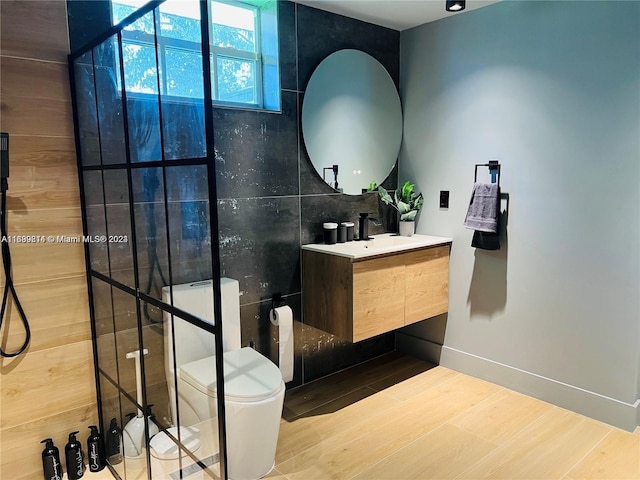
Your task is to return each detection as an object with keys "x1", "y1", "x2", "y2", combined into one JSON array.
[
  {"x1": 94, "y1": 352, "x2": 639, "y2": 480},
  {"x1": 271, "y1": 353, "x2": 639, "y2": 480}
]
